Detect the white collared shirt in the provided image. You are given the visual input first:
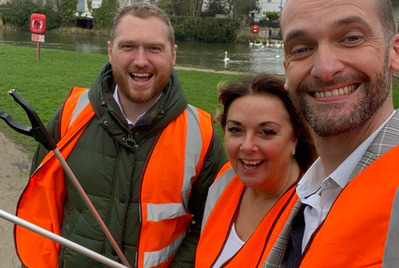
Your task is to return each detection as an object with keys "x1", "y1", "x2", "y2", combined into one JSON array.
[
  {"x1": 112, "y1": 85, "x2": 162, "y2": 126},
  {"x1": 297, "y1": 111, "x2": 396, "y2": 252}
]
